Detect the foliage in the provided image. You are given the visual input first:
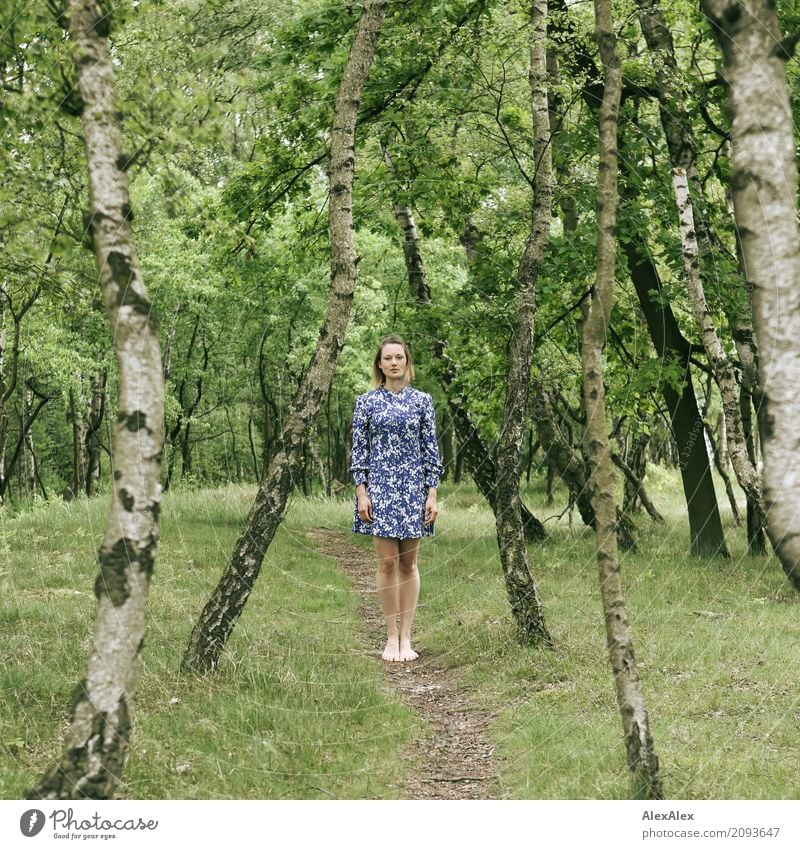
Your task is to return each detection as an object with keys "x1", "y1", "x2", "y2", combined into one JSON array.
[{"x1": 1, "y1": 0, "x2": 779, "y2": 499}]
